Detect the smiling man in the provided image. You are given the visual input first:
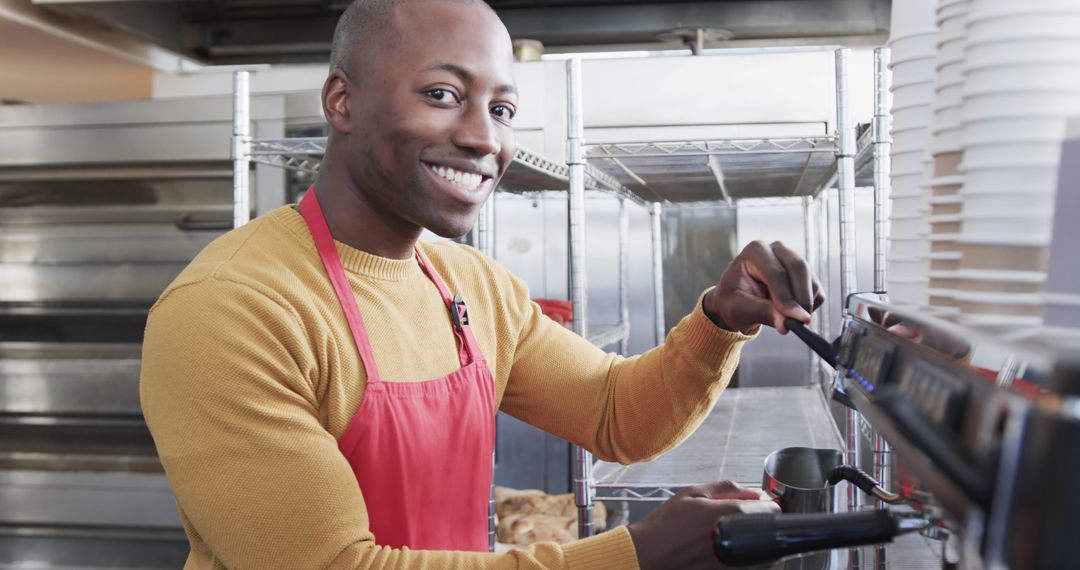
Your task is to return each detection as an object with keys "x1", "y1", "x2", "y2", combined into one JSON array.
[{"x1": 140, "y1": 0, "x2": 822, "y2": 568}]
